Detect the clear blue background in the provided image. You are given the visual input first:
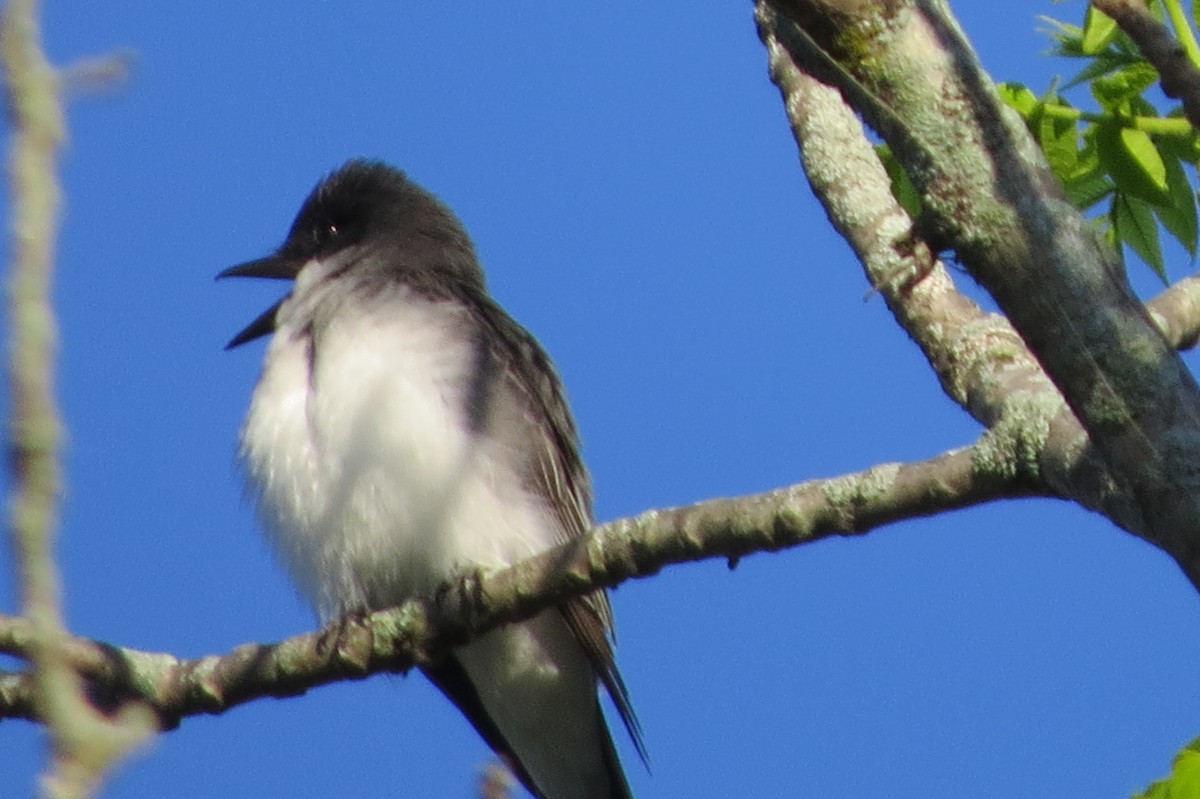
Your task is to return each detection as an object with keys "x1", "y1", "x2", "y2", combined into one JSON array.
[{"x1": 4, "y1": 2, "x2": 1199, "y2": 797}]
